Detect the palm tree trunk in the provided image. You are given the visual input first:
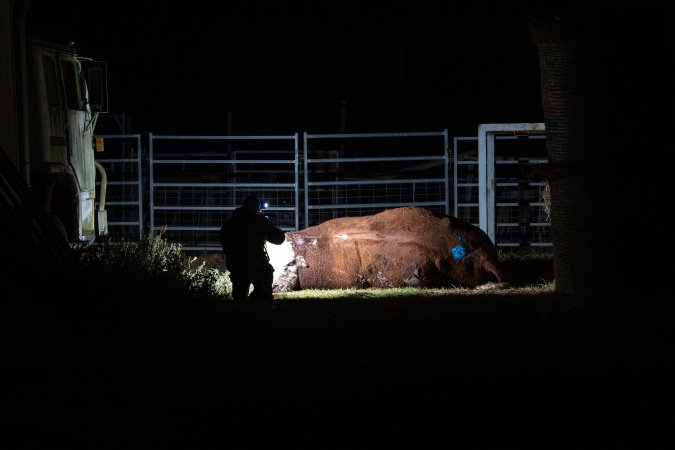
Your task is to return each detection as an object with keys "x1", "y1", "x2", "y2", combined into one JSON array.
[{"x1": 530, "y1": 18, "x2": 597, "y2": 297}]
